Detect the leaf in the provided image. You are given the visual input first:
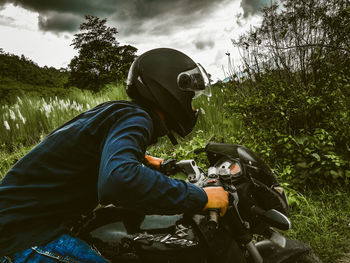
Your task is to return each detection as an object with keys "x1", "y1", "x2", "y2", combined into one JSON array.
[
  {"x1": 330, "y1": 170, "x2": 339, "y2": 177},
  {"x1": 345, "y1": 170, "x2": 350, "y2": 178},
  {"x1": 294, "y1": 135, "x2": 308, "y2": 145},
  {"x1": 311, "y1": 153, "x2": 321, "y2": 162},
  {"x1": 296, "y1": 162, "x2": 308, "y2": 169},
  {"x1": 311, "y1": 167, "x2": 322, "y2": 175}
]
